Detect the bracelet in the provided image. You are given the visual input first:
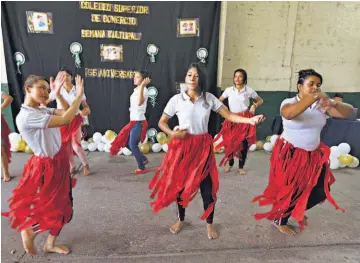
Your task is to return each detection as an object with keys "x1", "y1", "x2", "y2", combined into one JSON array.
[{"x1": 252, "y1": 103, "x2": 257, "y2": 108}]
